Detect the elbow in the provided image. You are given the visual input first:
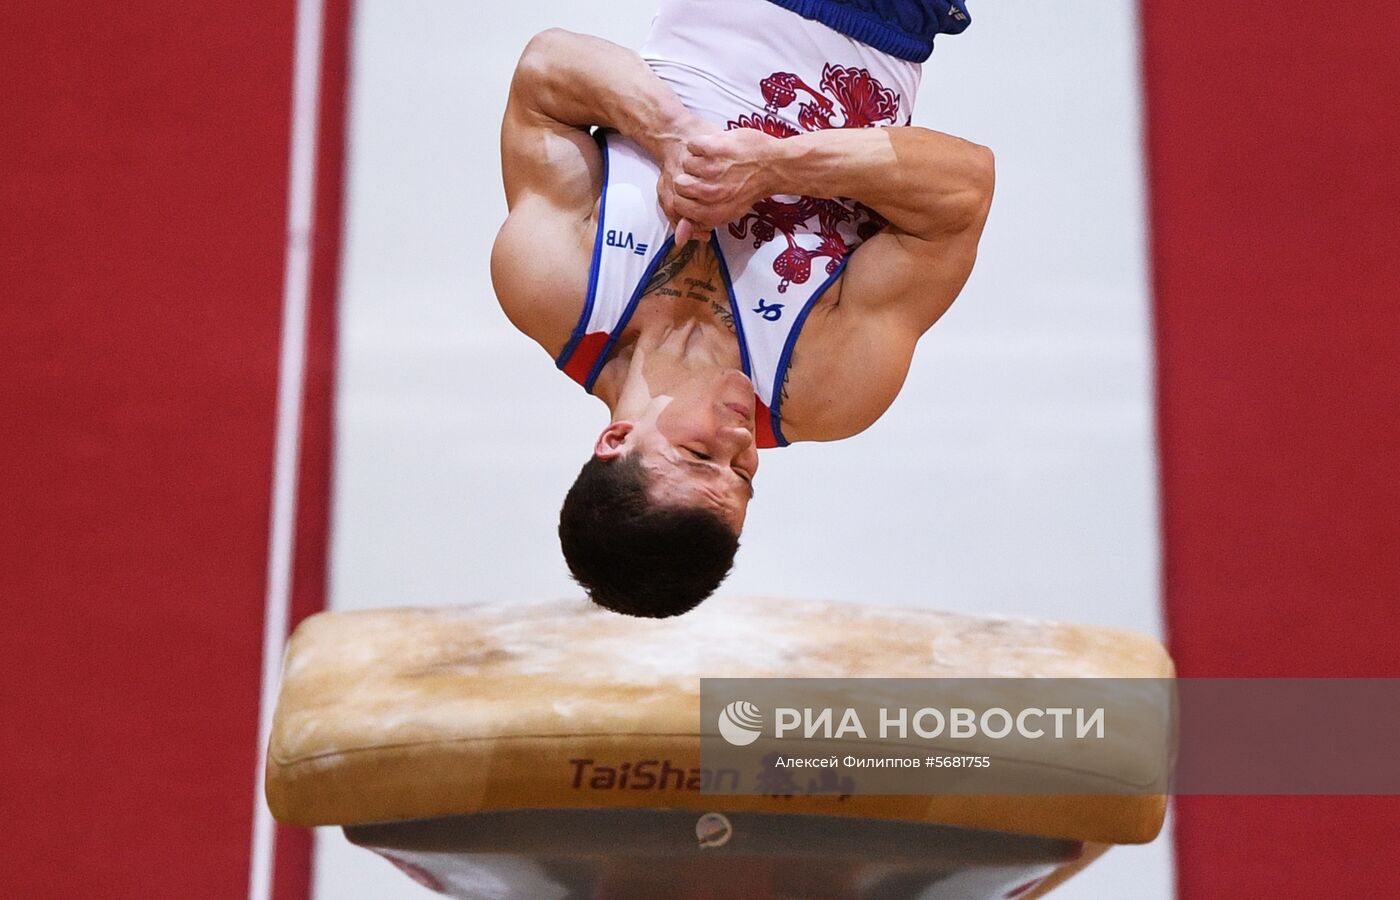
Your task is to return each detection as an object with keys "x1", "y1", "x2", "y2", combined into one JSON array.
[
  {"x1": 515, "y1": 28, "x2": 572, "y2": 84},
  {"x1": 934, "y1": 142, "x2": 994, "y2": 234},
  {"x1": 523, "y1": 27, "x2": 573, "y2": 56},
  {"x1": 901, "y1": 138, "x2": 994, "y2": 240},
  {"x1": 962, "y1": 143, "x2": 996, "y2": 225},
  {"x1": 969, "y1": 143, "x2": 995, "y2": 200}
]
